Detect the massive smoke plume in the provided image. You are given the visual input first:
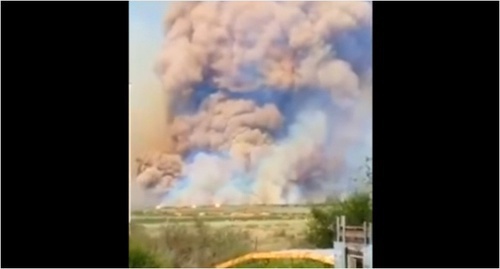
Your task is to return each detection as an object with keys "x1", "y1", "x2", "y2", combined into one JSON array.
[{"x1": 135, "y1": 1, "x2": 372, "y2": 206}]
